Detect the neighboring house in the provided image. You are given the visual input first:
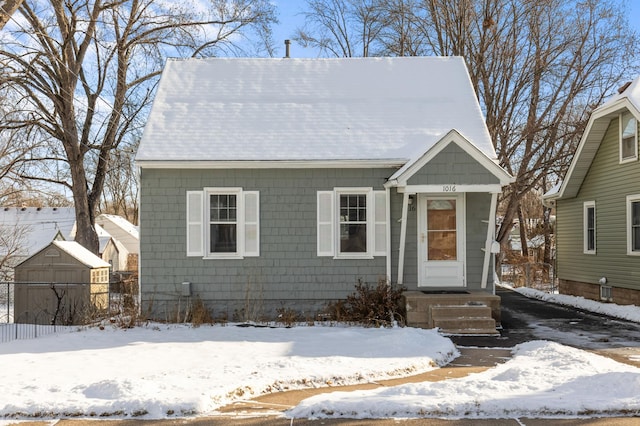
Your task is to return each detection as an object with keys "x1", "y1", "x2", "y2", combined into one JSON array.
[
  {"x1": 95, "y1": 214, "x2": 139, "y2": 271},
  {"x1": 13, "y1": 240, "x2": 111, "y2": 324},
  {"x1": 544, "y1": 78, "x2": 640, "y2": 305},
  {"x1": 135, "y1": 57, "x2": 514, "y2": 326},
  {"x1": 0, "y1": 207, "x2": 76, "y2": 279},
  {"x1": 0, "y1": 207, "x2": 138, "y2": 277},
  {"x1": 96, "y1": 223, "x2": 120, "y2": 271}
]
